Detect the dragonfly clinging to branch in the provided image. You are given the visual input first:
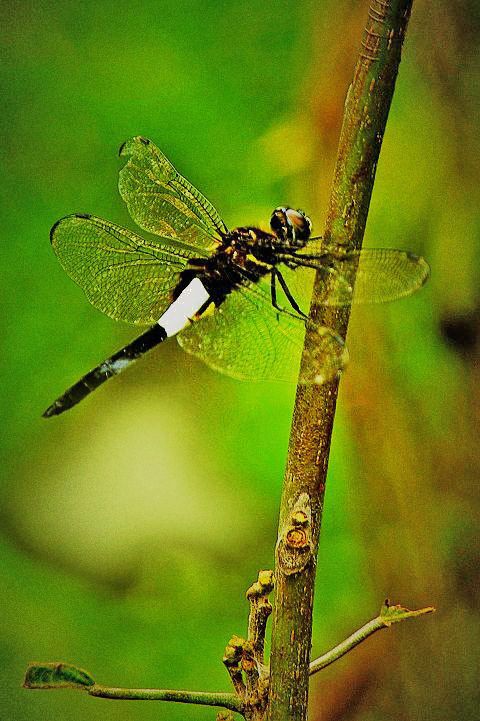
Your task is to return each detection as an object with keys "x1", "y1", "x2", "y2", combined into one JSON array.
[{"x1": 43, "y1": 136, "x2": 429, "y2": 417}]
